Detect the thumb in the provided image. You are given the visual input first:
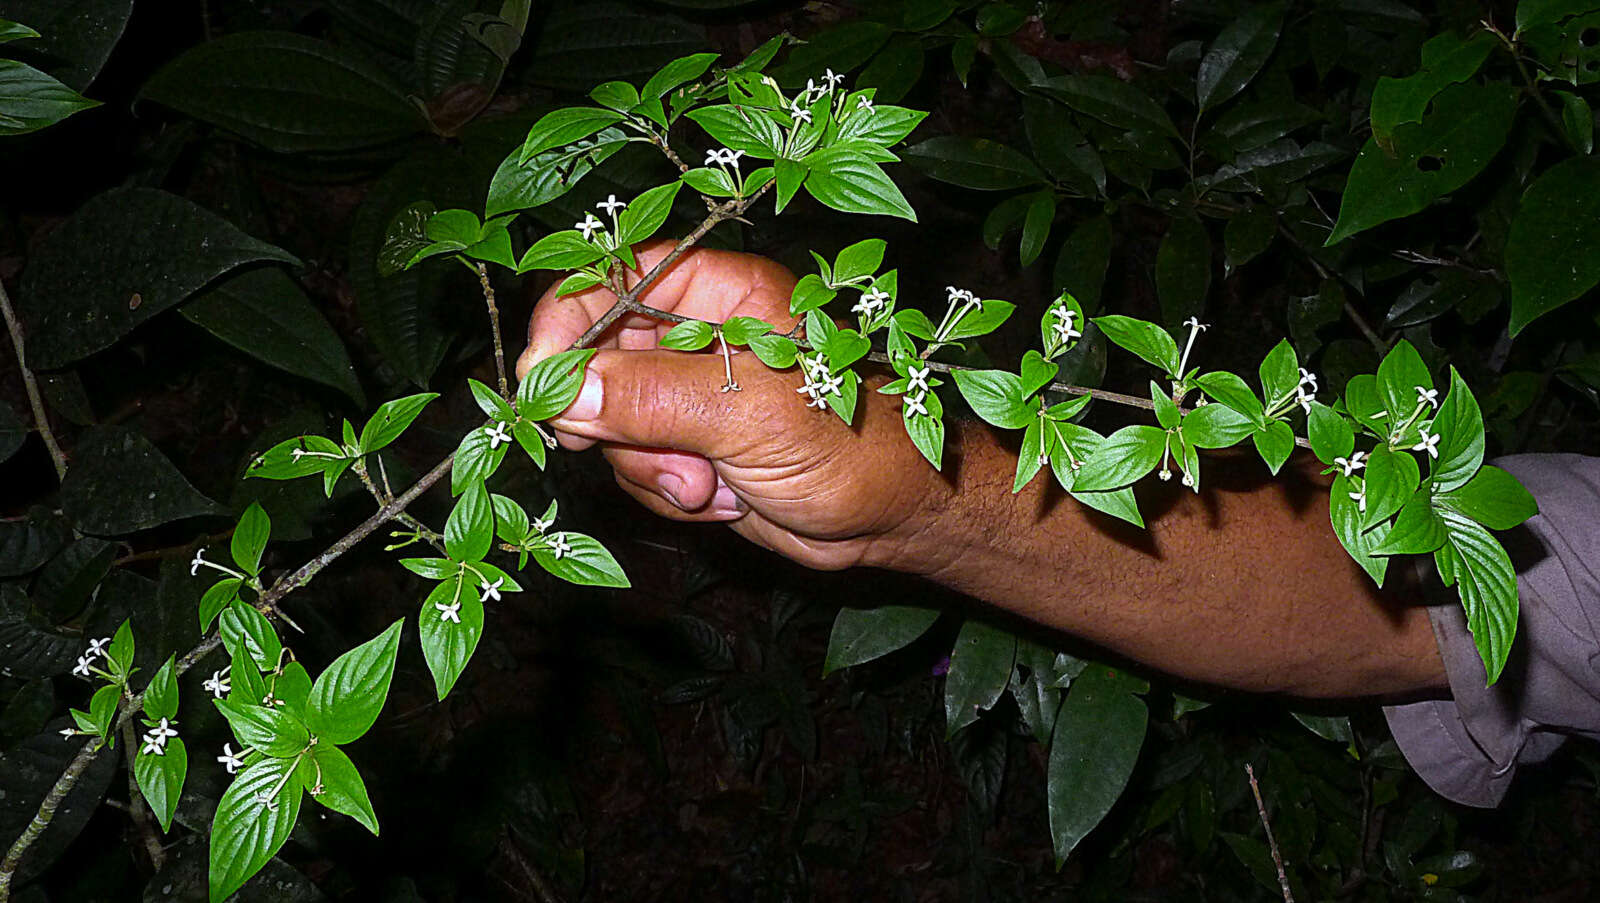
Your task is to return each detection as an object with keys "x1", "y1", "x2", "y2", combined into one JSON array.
[{"x1": 548, "y1": 348, "x2": 791, "y2": 460}]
